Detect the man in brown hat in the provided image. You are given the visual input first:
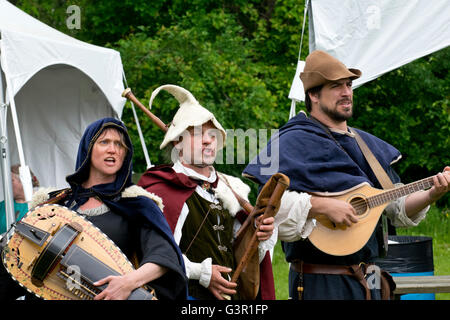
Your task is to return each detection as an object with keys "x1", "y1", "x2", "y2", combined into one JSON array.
[
  {"x1": 300, "y1": 50, "x2": 361, "y2": 128},
  {"x1": 244, "y1": 50, "x2": 450, "y2": 300}
]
